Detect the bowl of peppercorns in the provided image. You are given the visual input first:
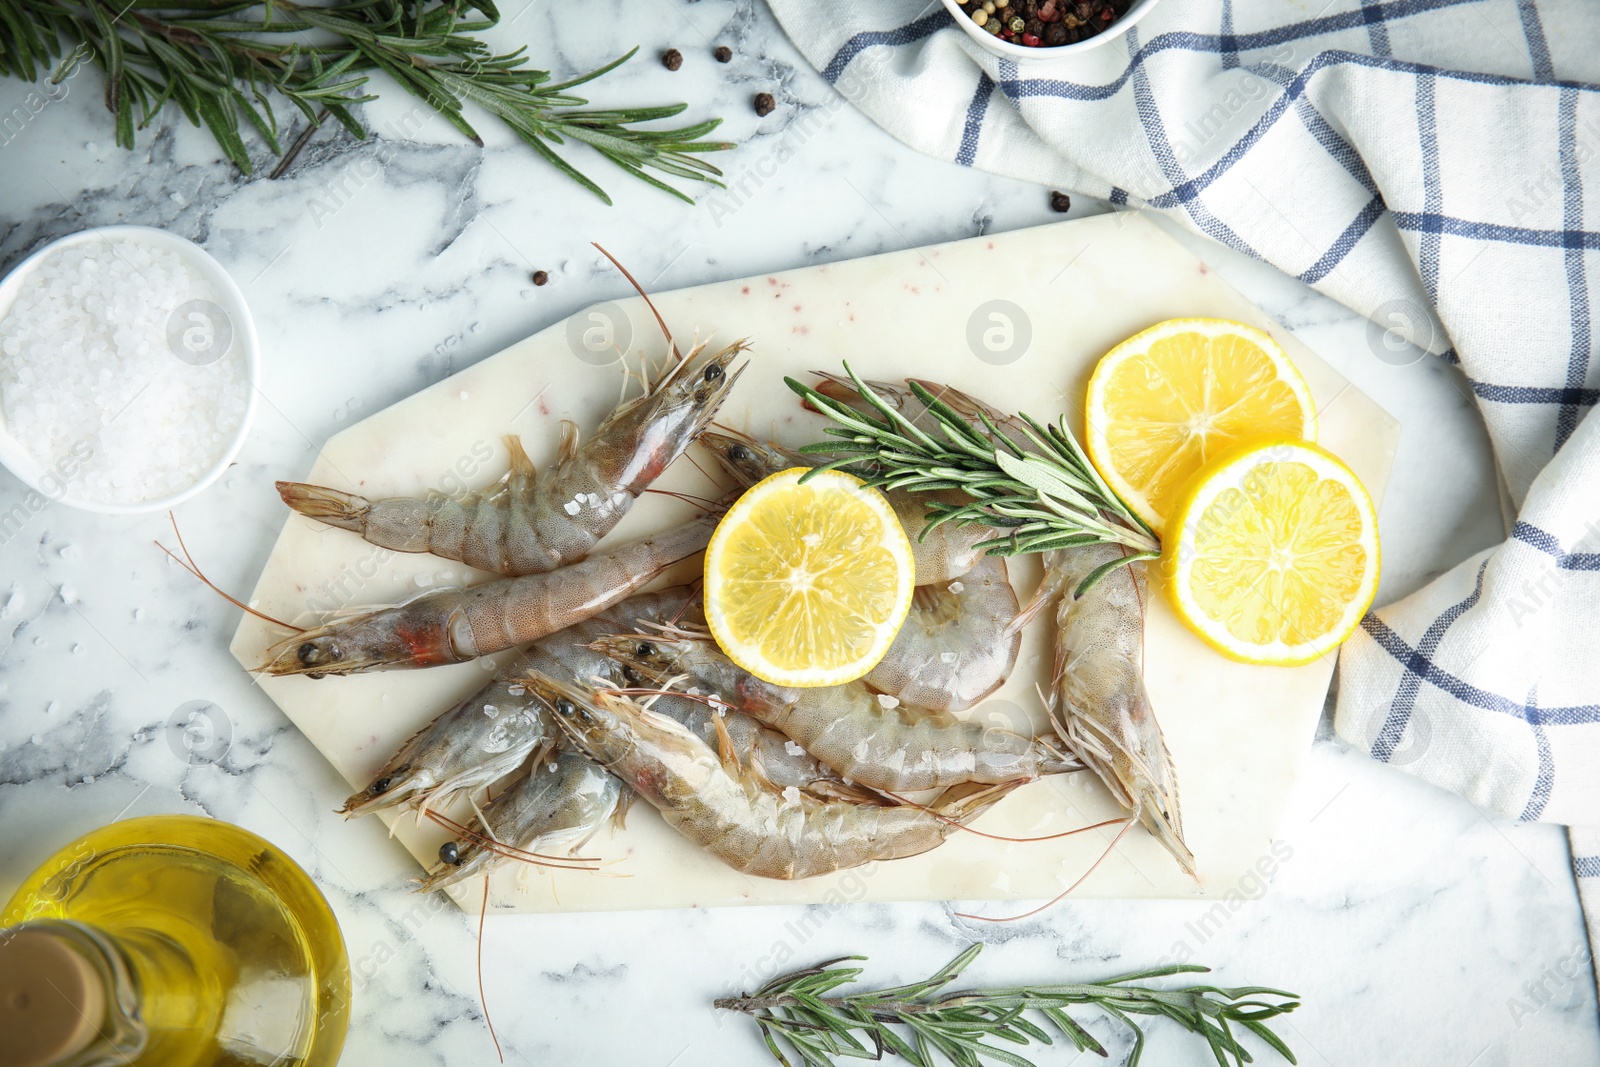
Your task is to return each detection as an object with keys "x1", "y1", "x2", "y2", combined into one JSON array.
[{"x1": 941, "y1": 0, "x2": 1157, "y2": 55}]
